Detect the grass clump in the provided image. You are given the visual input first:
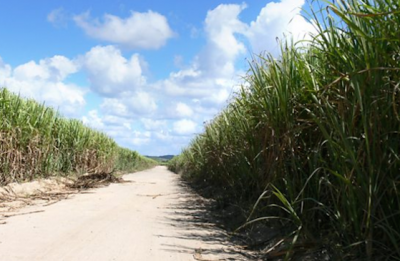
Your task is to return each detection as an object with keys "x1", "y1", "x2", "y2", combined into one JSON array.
[
  {"x1": 0, "y1": 88, "x2": 157, "y2": 185},
  {"x1": 169, "y1": 0, "x2": 400, "y2": 259}
]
